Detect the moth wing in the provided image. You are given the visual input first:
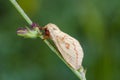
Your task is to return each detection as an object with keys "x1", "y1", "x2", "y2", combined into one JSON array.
[{"x1": 54, "y1": 32, "x2": 83, "y2": 70}]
